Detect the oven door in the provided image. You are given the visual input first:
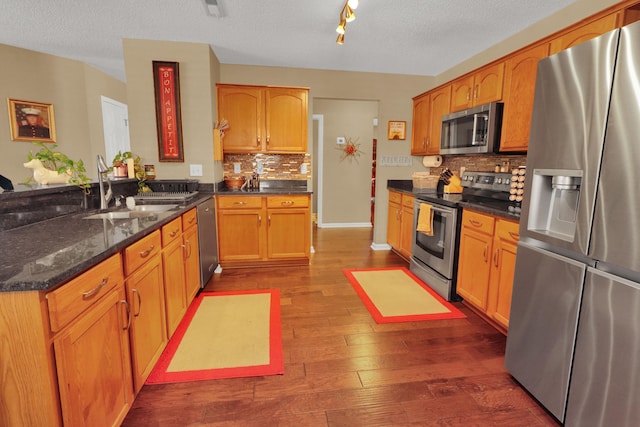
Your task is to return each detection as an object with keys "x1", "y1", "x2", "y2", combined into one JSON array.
[{"x1": 411, "y1": 200, "x2": 458, "y2": 280}]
